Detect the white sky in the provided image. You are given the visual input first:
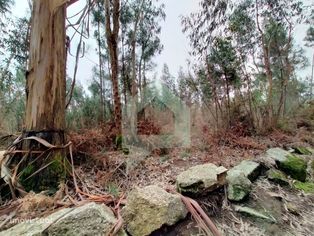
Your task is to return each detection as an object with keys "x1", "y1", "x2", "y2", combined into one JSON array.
[{"x1": 12, "y1": 0, "x2": 313, "y2": 89}]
